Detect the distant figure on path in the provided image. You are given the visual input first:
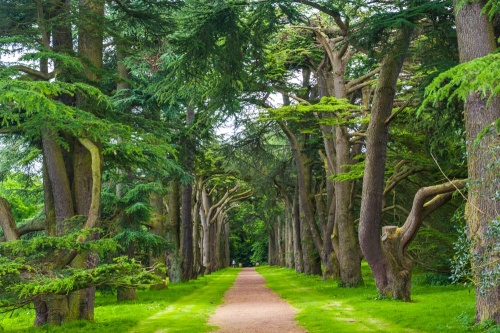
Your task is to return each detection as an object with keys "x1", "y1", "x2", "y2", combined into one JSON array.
[{"x1": 231, "y1": 260, "x2": 235, "y2": 268}]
